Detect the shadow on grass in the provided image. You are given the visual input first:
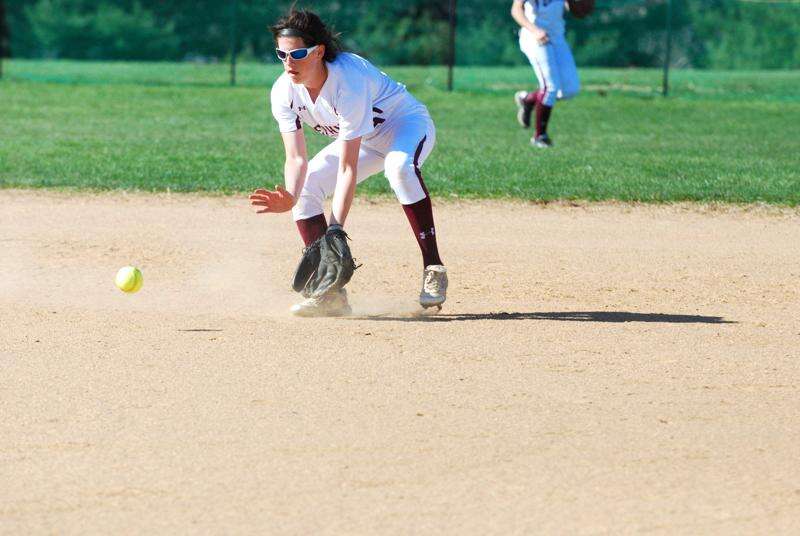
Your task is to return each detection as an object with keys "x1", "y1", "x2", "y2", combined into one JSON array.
[{"x1": 354, "y1": 311, "x2": 735, "y2": 324}]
